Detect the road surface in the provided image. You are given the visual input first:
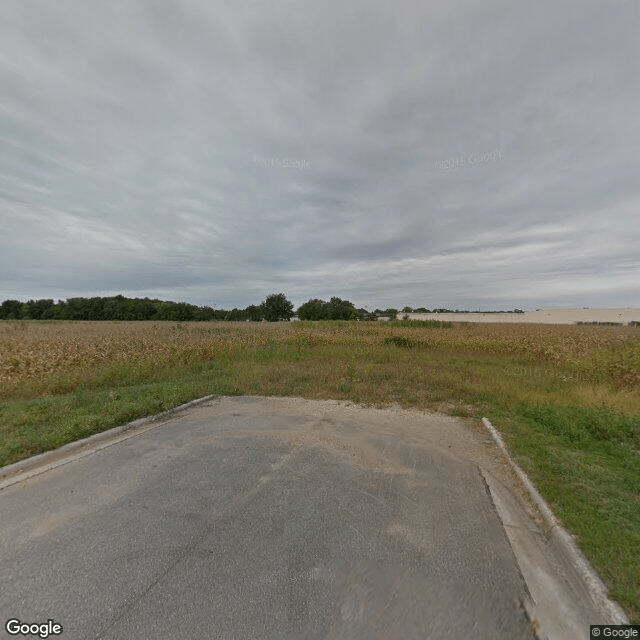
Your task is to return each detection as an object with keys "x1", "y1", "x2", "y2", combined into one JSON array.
[{"x1": 0, "y1": 396, "x2": 602, "y2": 639}]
